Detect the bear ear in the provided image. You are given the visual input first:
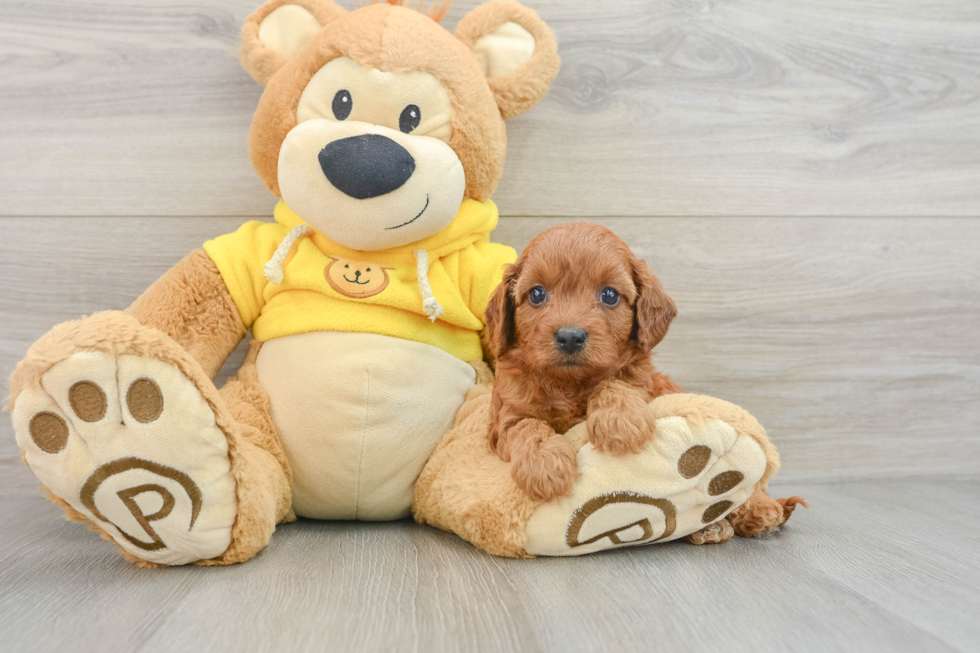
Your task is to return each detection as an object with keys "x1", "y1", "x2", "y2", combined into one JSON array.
[
  {"x1": 456, "y1": 0, "x2": 560, "y2": 120},
  {"x1": 240, "y1": 0, "x2": 346, "y2": 85}
]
